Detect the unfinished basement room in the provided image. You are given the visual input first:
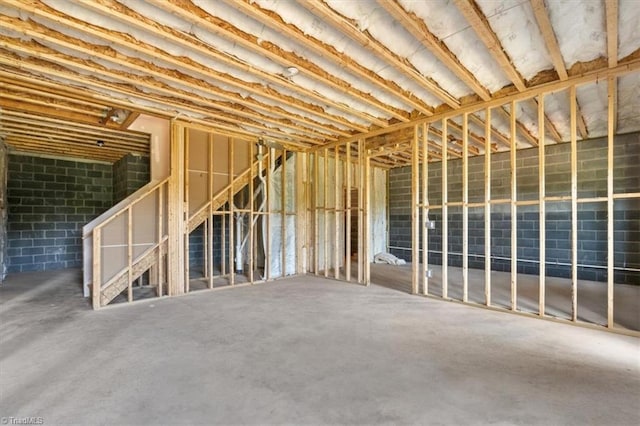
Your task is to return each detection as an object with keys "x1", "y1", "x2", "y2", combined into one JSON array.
[{"x1": 0, "y1": 0, "x2": 638, "y2": 425}]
